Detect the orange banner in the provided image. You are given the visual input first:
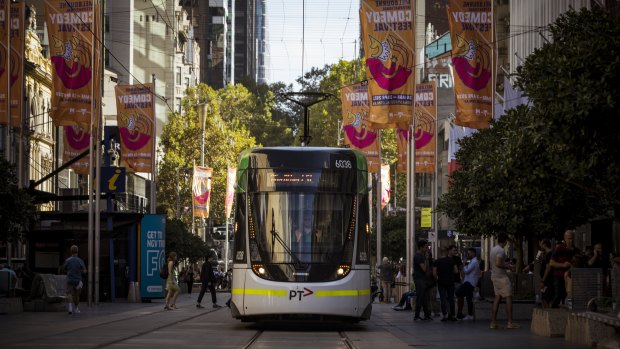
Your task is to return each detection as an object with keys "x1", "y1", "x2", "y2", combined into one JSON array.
[
  {"x1": 225, "y1": 166, "x2": 236, "y2": 218},
  {"x1": 45, "y1": 0, "x2": 101, "y2": 126},
  {"x1": 193, "y1": 166, "x2": 213, "y2": 219},
  {"x1": 0, "y1": 0, "x2": 8, "y2": 125},
  {"x1": 341, "y1": 83, "x2": 380, "y2": 173},
  {"x1": 9, "y1": 2, "x2": 24, "y2": 128},
  {"x1": 115, "y1": 83, "x2": 154, "y2": 173},
  {"x1": 381, "y1": 164, "x2": 391, "y2": 209},
  {"x1": 397, "y1": 82, "x2": 437, "y2": 173},
  {"x1": 62, "y1": 125, "x2": 90, "y2": 174},
  {"x1": 360, "y1": 0, "x2": 415, "y2": 127},
  {"x1": 447, "y1": 0, "x2": 494, "y2": 129}
]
